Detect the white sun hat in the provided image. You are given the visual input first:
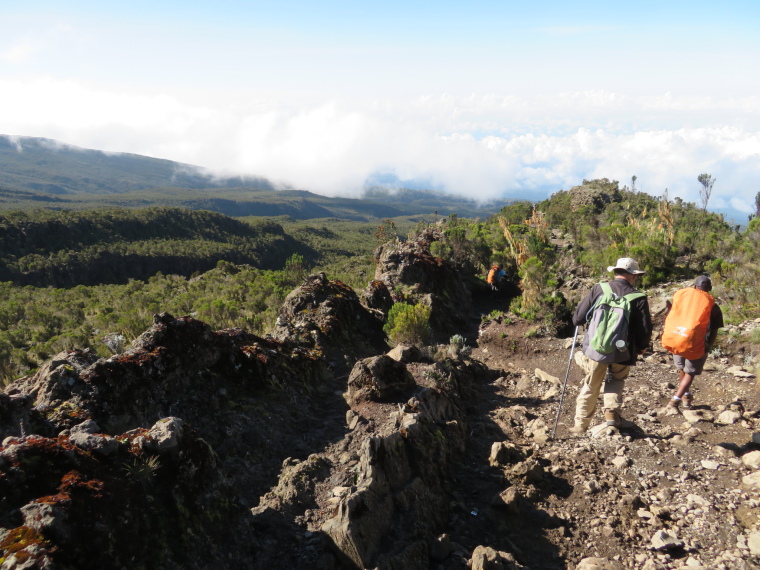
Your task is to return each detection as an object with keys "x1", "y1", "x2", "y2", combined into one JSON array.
[{"x1": 606, "y1": 257, "x2": 646, "y2": 274}]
